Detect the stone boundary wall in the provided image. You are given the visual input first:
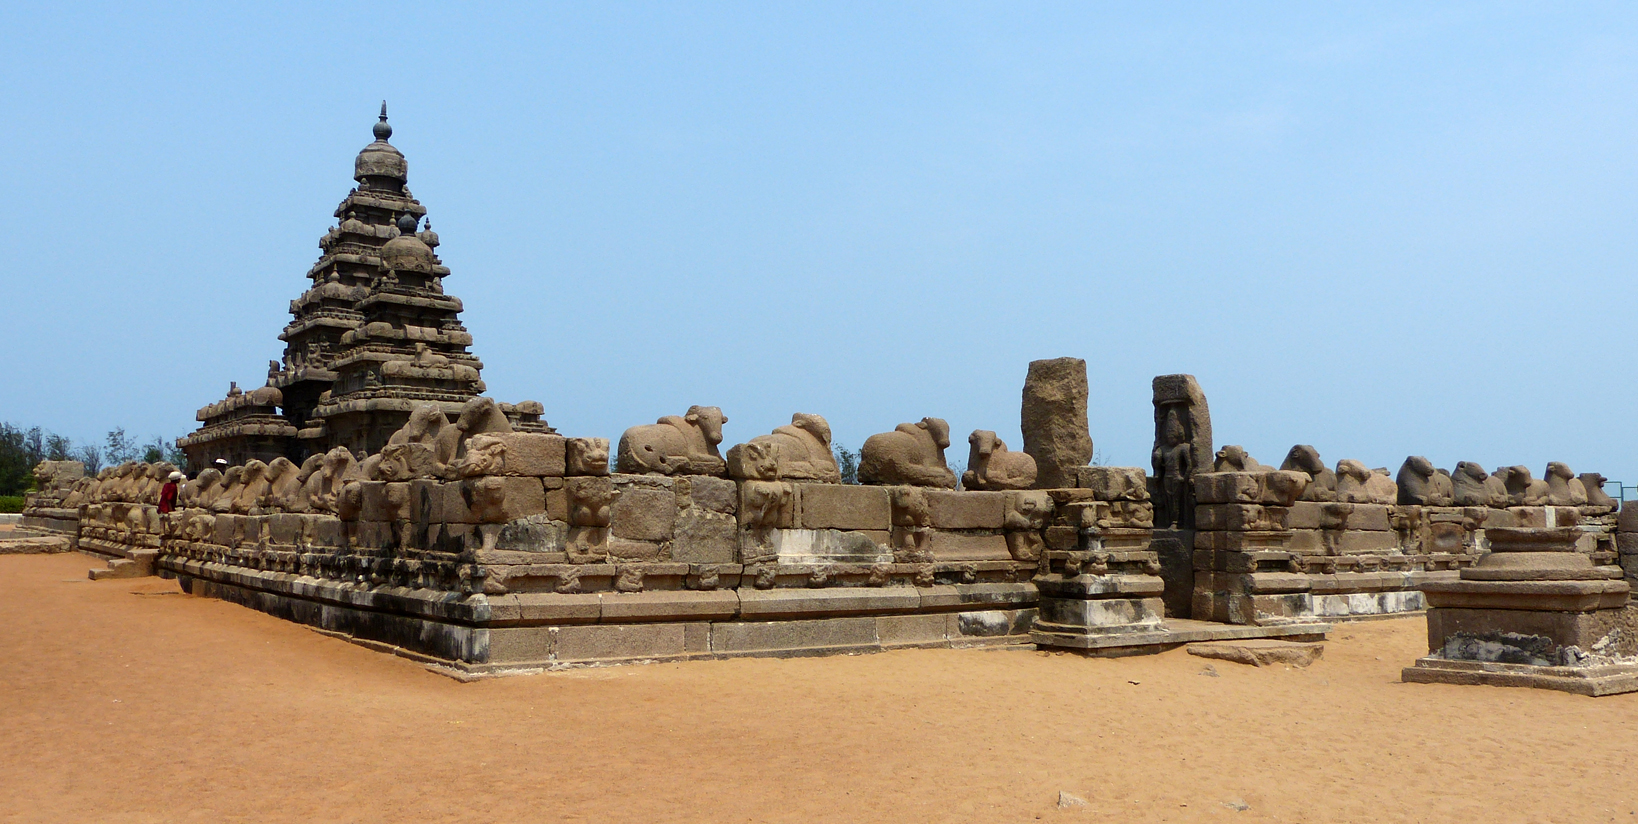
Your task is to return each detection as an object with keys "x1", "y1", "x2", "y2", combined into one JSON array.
[
  {"x1": 1192, "y1": 469, "x2": 1618, "y2": 625},
  {"x1": 47, "y1": 443, "x2": 1164, "y2": 669}
]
